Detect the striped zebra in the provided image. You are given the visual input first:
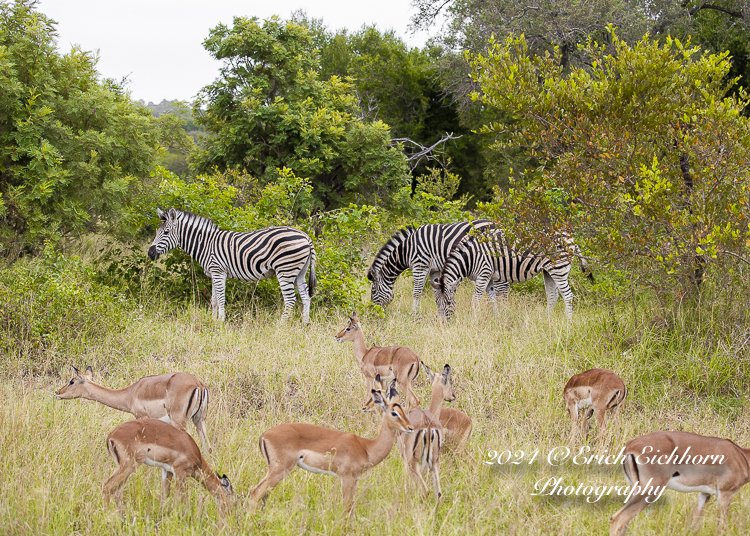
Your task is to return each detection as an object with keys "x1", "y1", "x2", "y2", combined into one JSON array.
[
  {"x1": 367, "y1": 220, "x2": 502, "y2": 314},
  {"x1": 429, "y1": 228, "x2": 592, "y2": 320},
  {"x1": 148, "y1": 208, "x2": 317, "y2": 324}
]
